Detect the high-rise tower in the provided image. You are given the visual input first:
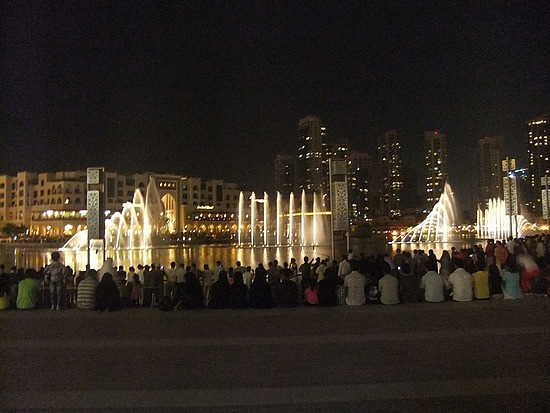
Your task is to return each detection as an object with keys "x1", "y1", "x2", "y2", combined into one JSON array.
[
  {"x1": 377, "y1": 130, "x2": 403, "y2": 218},
  {"x1": 527, "y1": 114, "x2": 550, "y2": 214},
  {"x1": 274, "y1": 154, "x2": 295, "y2": 197},
  {"x1": 424, "y1": 131, "x2": 448, "y2": 208},
  {"x1": 348, "y1": 152, "x2": 372, "y2": 222},
  {"x1": 296, "y1": 115, "x2": 324, "y2": 193},
  {"x1": 476, "y1": 136, "x2": 503, "y2": 208}
]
